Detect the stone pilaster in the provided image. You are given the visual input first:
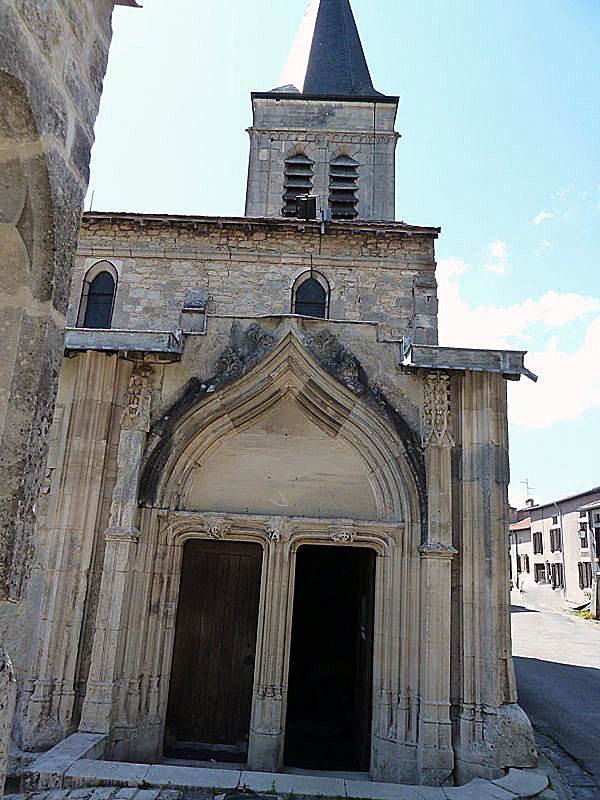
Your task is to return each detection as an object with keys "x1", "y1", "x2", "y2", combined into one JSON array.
[
  {"x1": 19, "y1": 353, "x2": 121, "y2": 750},
  {"x1": 79, "y1": 364, "x2": 153, "y2": 734},
  {"x1": 454, "y1": 371, "x2": 536, "y2": 783},
  {"x1": 417, "y1": 372, "x2": 456, "y2": 786},
  {"x1": 248, "y1": 520, "x2": 293, "y2": 772}
]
